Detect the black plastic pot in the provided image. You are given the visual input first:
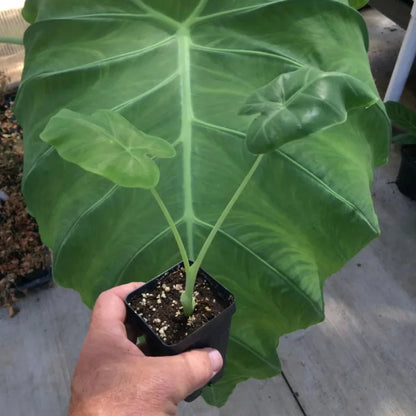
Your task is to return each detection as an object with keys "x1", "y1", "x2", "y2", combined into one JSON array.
[
  {"x1": 396, "y1": 145, "x2": 416, "y2": 200},
  {"x1": 15, "y1": 267, "x2": 52, "y2": 292},
  {"x1": 125, "y1": 261, "x2": 236, "y2": 402}
]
